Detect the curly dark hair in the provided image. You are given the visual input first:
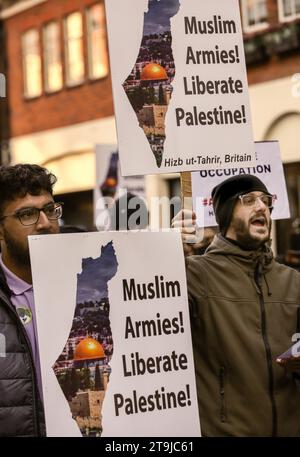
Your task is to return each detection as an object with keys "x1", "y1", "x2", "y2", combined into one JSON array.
[{"x1": 0, "y1": 164, "x2": 57, "y2": 216}]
